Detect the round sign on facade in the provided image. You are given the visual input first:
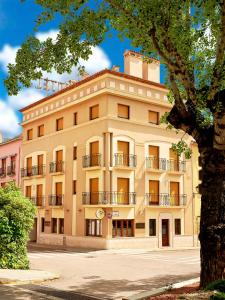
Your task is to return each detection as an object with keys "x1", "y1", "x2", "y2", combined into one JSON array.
[{"x1": 95, "y1": 208, "x2": 105, "y2": 219}]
